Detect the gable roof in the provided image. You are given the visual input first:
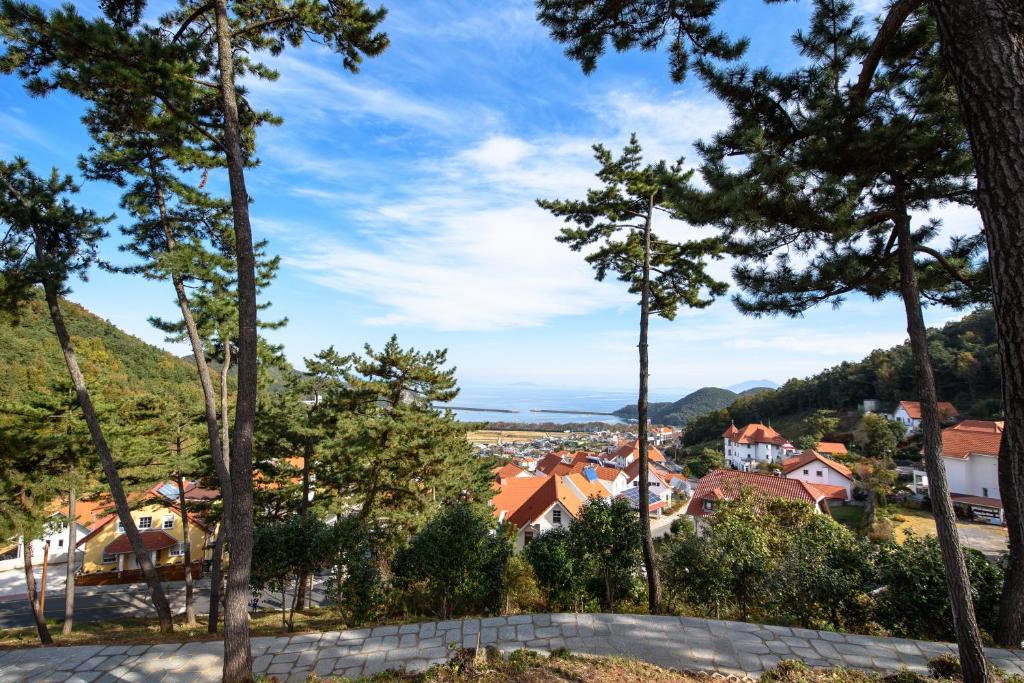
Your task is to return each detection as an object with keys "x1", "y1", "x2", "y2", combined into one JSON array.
[
  {"x1": 76, "y1": 483, "x2": 213, "y2": 548},
  {"x1": 722, "y1": 423, "x2": 788, "y2": 446},
  {"x1": 685, "y1": 469, "x2": 824, "y2": 517},
  {"x1": 941, "y1": 420, "x2": 1004, "y2": 459},
  {"x1": 564, "y1": 473, "x2": 611, "y2": 502},
  {"x1": 898, "y1": 400, "x2": 959, "y2": 420},
  {"x1": 610, "y1": 440, "x2": 666, "y2": 463},
  {"x1": 816, "y1": 441, "x2": 848, "y2": 456},
  {"x1": 103, "y1": 530, "x2": 178, "y2": 555},
  {"x1": 569, "y1": 463, "x2": 624, "y2": 482},
  {"x1": 804, "y1": 483, "x2": 849, "y2": 501},
  {"x1": 494, "y1": 463, "x2": 527, "y2": 483},
  {"x1": 782, "y1": 450, "x2": 853, "y2": 479},
  {"x1": 623, "y1": 459, "x2": 668, "y2": 486}
]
